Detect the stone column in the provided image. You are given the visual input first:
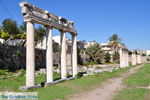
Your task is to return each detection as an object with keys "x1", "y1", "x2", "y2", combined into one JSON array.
[
  {"x1": 131, "y1": 53, "x2": 134, "y2": 66},
  {"x1": 123, "y1": 50, "x2": 126, "y2": 67},
  {"x1": 131, "y1": 53, "x2": 136, "y2": 66},
  {"x1": 46, "y1": 27, "x2": 53, "y2": 83},
  {"x1": 126, "y1": 51, "x2": 129, "y2": 66},
  {"x1": 26, "y1": 21, "x2": 35, "y2": 86},
  {"x1": 125, "y1": 51, "x2": 129, "y2": 67},
  {"x1": 60, "y1": 31, "x2": 67, "y2": 79},
  {"x1": 72, "y1": 35, "x2": 77, "y2": 77},
  {"x1": 136, "y1": 54, "x2": 138, "y2": 64},
  {"x1": 119, "y1": 48, "x2": 123, "y2": 68},
  {"x1": 135, "y1": 53, "x2": 137, "y2": 65},
  {"x1": 122, "y1": 50, "x2": 124, "y2": 67},
  {"x1": 140, "y1": 55, "x2": 142, "y2": 63},
  {"x1": 124, "y1": 51, "x2": 126, "y2": 67},
  {"x1": 137, "y1": 55, "x2": 141, "y2": 64}
]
